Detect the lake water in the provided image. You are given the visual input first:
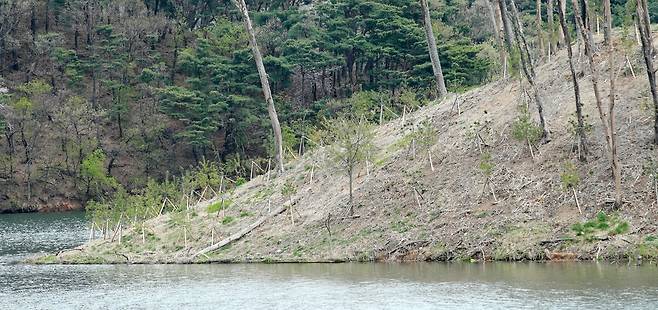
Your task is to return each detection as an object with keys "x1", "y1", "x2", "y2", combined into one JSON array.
[{"x1": 1, "y1": 212, "x2": 658, "y2": 309}]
